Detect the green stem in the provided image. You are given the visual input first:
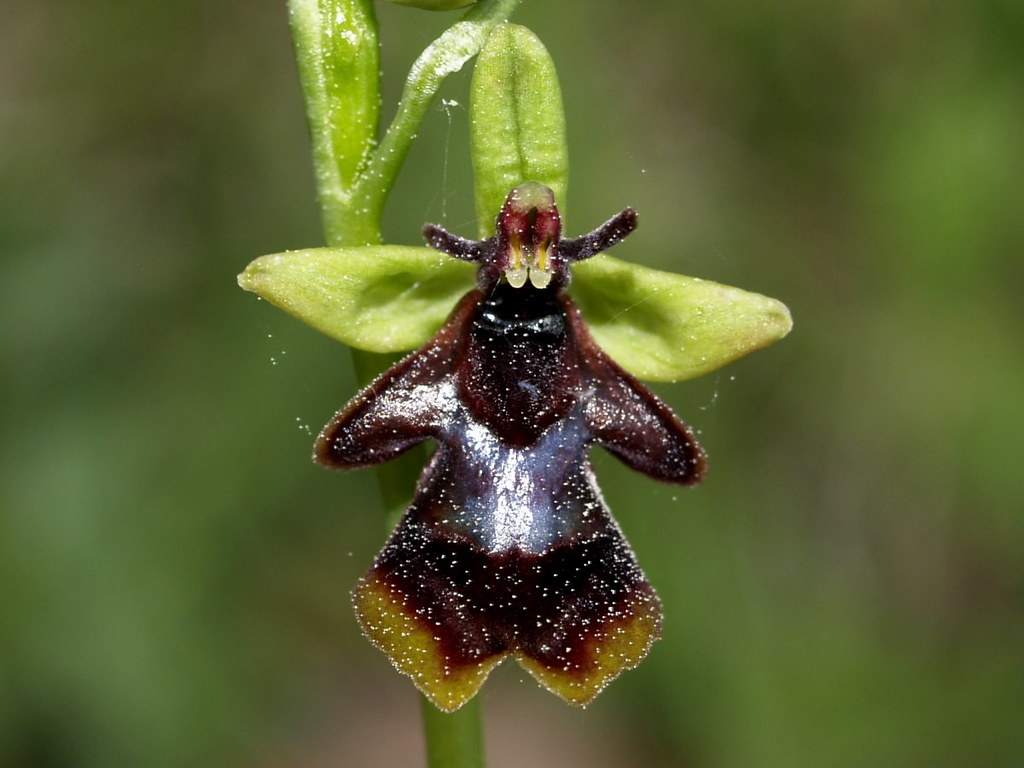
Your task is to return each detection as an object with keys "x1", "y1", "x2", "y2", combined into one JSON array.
[{"x1": 422, "y1": 696, "x2": 486, "y2": 768}]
